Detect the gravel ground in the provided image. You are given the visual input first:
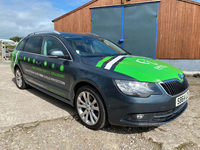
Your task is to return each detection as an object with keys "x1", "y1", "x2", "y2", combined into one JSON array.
[
  {"x1": 0, "y1": 117, "x2": 162, "y2": 150},
  {"x1": 0, "y1": 63, "x2": 199, "y2": 150}
]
